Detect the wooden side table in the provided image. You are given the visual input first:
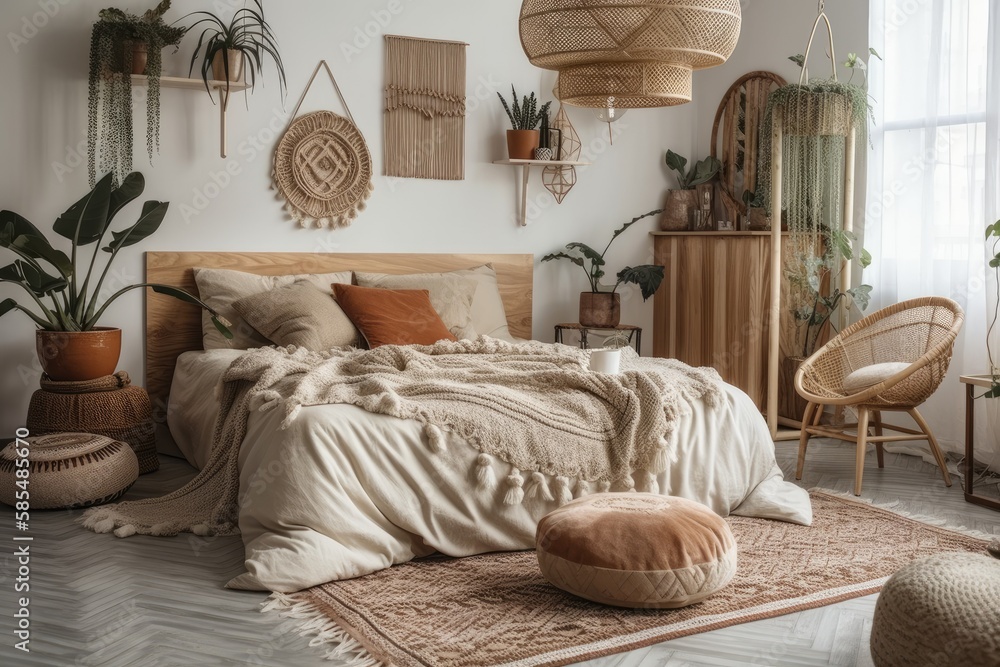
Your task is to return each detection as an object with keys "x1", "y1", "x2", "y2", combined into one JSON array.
[
  {"x1": 554, "y1": 323, "x2": 641, "y2": 354},
  {"x1": 961, "y1": 374, "x2": 1000, "y2": 511}
]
